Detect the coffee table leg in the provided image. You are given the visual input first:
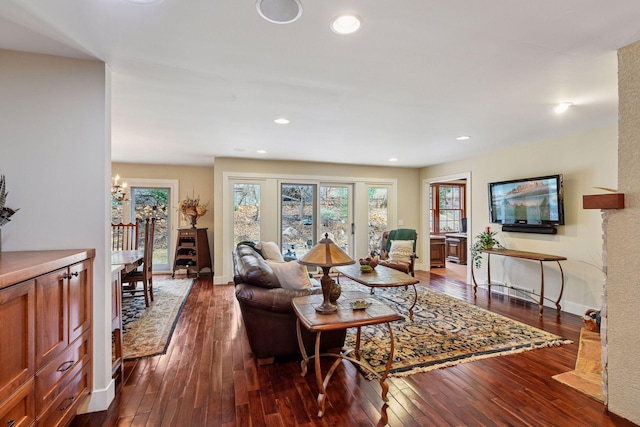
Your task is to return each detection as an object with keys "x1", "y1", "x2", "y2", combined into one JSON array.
[
  {"x1": 355, "y1": 326, "x2": 362, "y2": 360},
  {"x1": 408, "y1": 284, "x2": 418, "y2": 321},
  {"x1": 296, "y1": 320, "x2": 309, "y2": 376},
  {"x1": 379, "y1": 322, "x2": 394, "y2": 402}
]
